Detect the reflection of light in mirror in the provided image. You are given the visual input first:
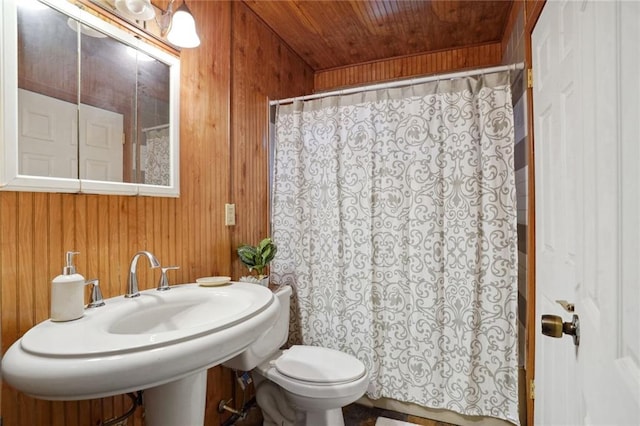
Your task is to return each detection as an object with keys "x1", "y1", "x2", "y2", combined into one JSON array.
[
  {"x1": 17, "y1": 0, "x2": 48, "y2": 11},
  {"x1": 67, "y1": 18, "x2": 107, "y2": 39},
  {"x1": 126, "y1": 46, "x2": 154, "y2": 62}
]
